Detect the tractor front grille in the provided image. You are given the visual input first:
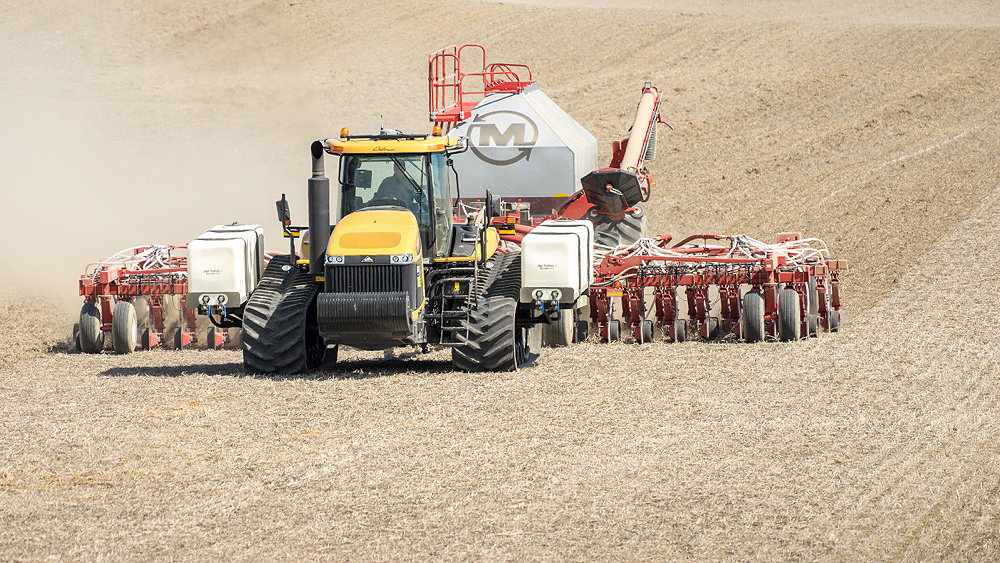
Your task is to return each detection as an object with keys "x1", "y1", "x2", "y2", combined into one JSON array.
[
  {"x1": 324, "y1": 264, "x2": 420, "y2": 307},
  {"x1": 326, "y1": 264, "x2": 404, "y2": 293}
]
